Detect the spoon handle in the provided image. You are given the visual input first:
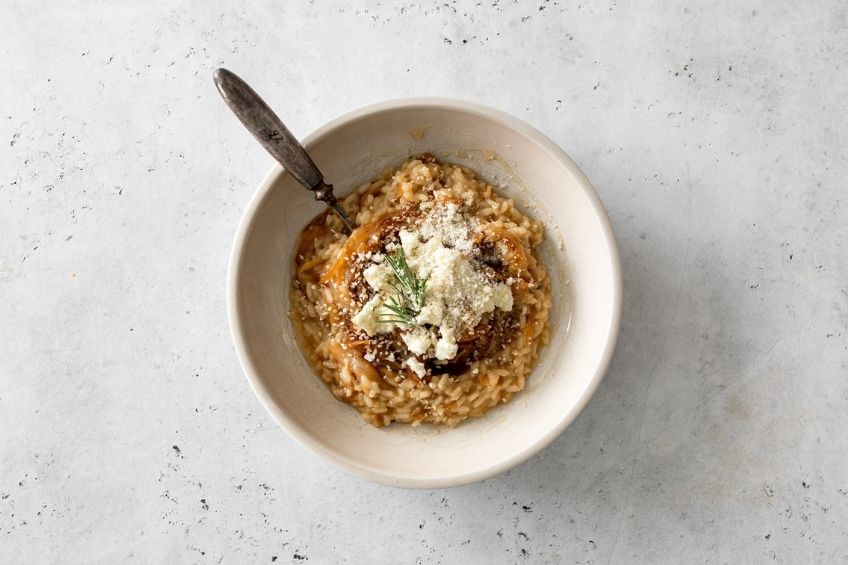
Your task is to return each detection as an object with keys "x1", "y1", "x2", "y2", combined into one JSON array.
[{"x1": 213, "y1": 68, "x2": 354, "y2": 231}]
